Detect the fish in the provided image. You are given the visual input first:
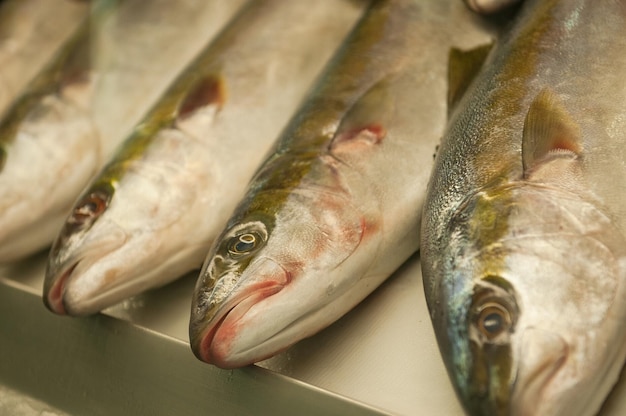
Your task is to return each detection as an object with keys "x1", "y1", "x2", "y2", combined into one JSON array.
[
  {"x1": 189, "y1": 0, "x2": 497, "y2": 369},
  {"x1": 0, "y1": 0, "x2": 245, "y2": 262},
  {"x1": 420, "y1": 0, "x2": 626, "y2": 414},
  {"x1": 43, "y1": 0, "x2": 365, "y2": 316},
  {"x1": 0, "y1": 0, "x2": 88, "y2": 113},
  {"x1": 0, "y1": 11, "x2": 100, "y2": 263}
]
